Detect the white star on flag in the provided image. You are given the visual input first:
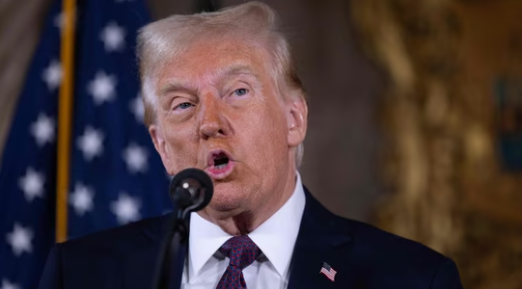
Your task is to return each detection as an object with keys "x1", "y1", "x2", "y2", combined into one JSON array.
[
  {"x1": 42, "y1": 59, "x2": 62, "y2": 91},
  {"x1": 77, "y1": 126, "x2": 104, "y2": 161},
  {"x1": 19, "y1": 167, "x2": 45, "y2": 202},
  {"x1": 6, "y1": 223, "x2": 33, "y2": 256},
  {"x1": 111, "y1": 193, "x2": 141, "y2": 225},
  {"x1": 30, "y1": 113, "x2": 55, "y2": 146},
  {"x1": 54, "y1": 12, "x2": 65, "y2": 29},
  {"x1": 53, "y1": 10, "x2": 76, "y2": 31},
  {"x1": 130, "y1": 94, "x2": 145, "y2": 123},
  {"x1": 69, "y1": 183, "x2": 95, "y2": 216},
  {"x1": 123, "y1": 143, "x2": 148, "y2": 173},
  {"x1": 100, "y1": 22, "x2": 126, "y2": 52},
  {"x1": 88, "y1": 71, "x2": 117, "y2": 105},
  {"x1": 0, "y1": 279, "x2": 20, "y2": 289}
]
